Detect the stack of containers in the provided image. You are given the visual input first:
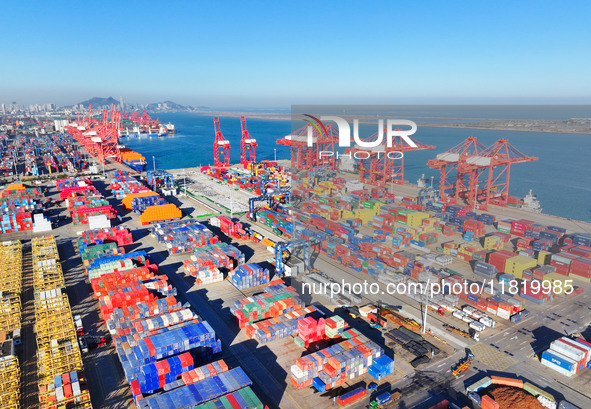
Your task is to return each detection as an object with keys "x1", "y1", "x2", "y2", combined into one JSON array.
[
  {"x1": 244, "y1": 306, "x2": 322, "y2": 343},
  {"x1": 139, "y1": 203, "x2": 182, "y2": 225},
  {"x1": 0, "y1": 355, "x2": 20, "y2": 408},
  {"x1": 511, "y1": 219, "x2": 534, "y2": 236},
  {"x1": 324, "y1": 316, "x2": 345, "y2": 338},
  {"x1": 128, "y1": 352, "x2": 195, "y2": 394},
  {"x1": 0, "y1": 210, "x2": 34, "y2": 233},
  {"x1": 122, "y1": 191, "x2": 159, "y2": 210},
  {"x1": 77, "y1": 227, "x2": 134, "y2": 247},
  {"x1": 368, "y1": 355, "x2": 395, "y2": 380},
  {"x1": 56, "y1": 177, "x2": 92, "y2": 191},
  {"x1": 488, "y1": 250, "x2": 517, "y2": 273},
  {"x1": 110, "y1": 171, "x2": 151, "y2": 199},
  {"x1": 473, "y1": 261, "x2": 497, "y2": 278},
  {"x1": 290, "y1": 334, "x2": 384, "y2": 391},
  {"x1": 75, "y1": 232, "x2": 269, "y2": 409},
  {"x1": 151, "y1": 220, "x2": 219, "y2": 254},
  {"x1": 183, "y1": 244, "x2": 244, "y2": 274},
  {"x1": 231, "y1": 263, "x2": 271, "y2": 289},
  {"x1": 541, "y1": 337, "x2": 591, "y2": 377},
  {"x1": 177, "y1": 359, "x2": 228, "y2": 387},
  {"x1": 141, "y1": 367, "x2": 253, "y2": 408},
  {"x1": 192, "y1": 387, "x2": 264, "y2": 409},
  {"x1": 504, "y1": 255, "x2": 537, "y2": 279},
  {"x1": 255, "y1": 208, "x2": 293, "y2": 237},
  {"x1": 231, "y1": 283, "x2": 304, "y2": 328},
  {"x1": 42, "y1": 371, "x2": 91, "y2": 408},
  {"x1": 132, "y1": 195, "x2": 168, "y2": 214},
  {"x1": 296, "y1": 316, "x2": 327, "y2": 347}
]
